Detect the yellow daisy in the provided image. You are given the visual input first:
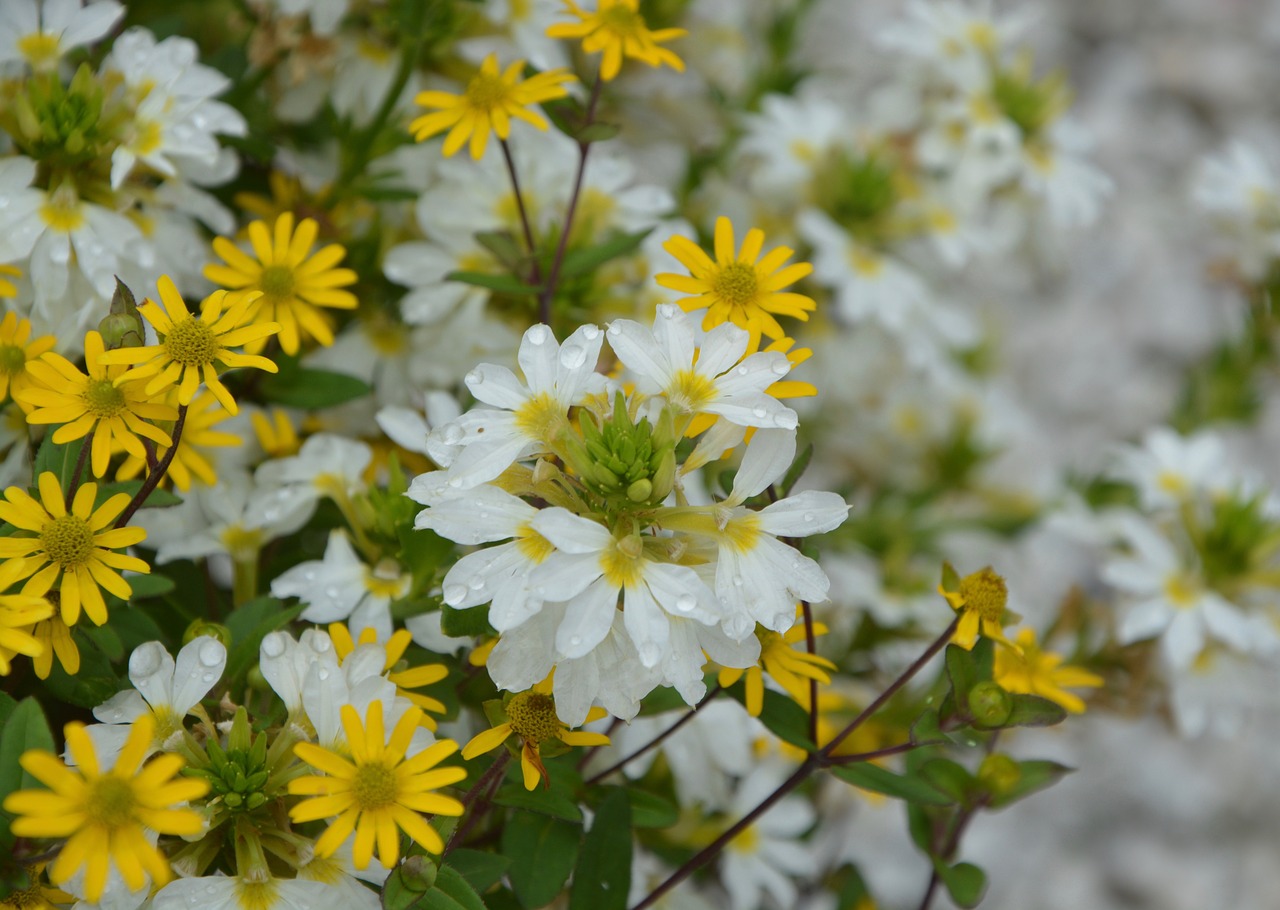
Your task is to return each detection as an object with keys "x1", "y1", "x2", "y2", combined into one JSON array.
[
  {"x1": 251, "y1": 406, "x2": 301, "y2": 458},
  {"x1": 0, "y1": 579, "x2": 53, "y2": 674},
  {"x1": 289, "y1": 702, "x2": 466, "y2": 869},
  {"x1": 2, "y1": 714, "x2": 208, "y2": 902},
  {"x1": 97, "y1": 275, "x2": 279, "y2": 416},
  {"x1": 461, "y1": 678, "x2": 610, "y2": 790},
  {"x1": 546, "y1": 0, "x2": 686, "y2": 82},
  {"x1": 994, "y1": 628, "x2": 1103, "y2": 714},
  {"x1": 718, "y1": 621, "x2": 837, "y2": 717},
  {"x1": 0, "y1": 309, "x2": 57, "y2": 410},
  {"x1": 204, "y1": 213, "x2": 359, "y2": 356},
  {"x1": 116, "y1": 390, "x2": 240, "y2": 491},
  {"x1": 329, "y1": 623, "x2": 449, "y2": 730},
  {"x1": 30, "y1": 608, "x2": 80, "y2": 679},
  {"x1": 0, "y1": 472, "x2": 150, "y2": 626},
  {"x1": 19, "y1": 331, "x2": 177, "y2": 478},
  {"x1": 658, "y1": 217, "x2": 816, "y2": 353},
  {"x1": 409, "y1": 53, "x2": 575, "y2": 160},
  {"x1": 938, "y1": 563, "x2": 1012, "y2": 650}
]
